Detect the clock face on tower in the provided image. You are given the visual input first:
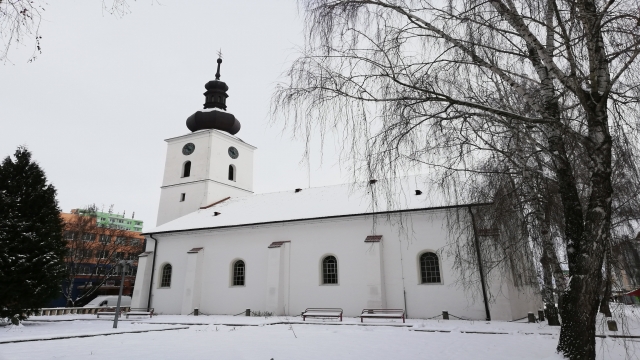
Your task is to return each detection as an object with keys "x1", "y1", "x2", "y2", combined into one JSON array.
[
  {"x1": 182, "y1": 143, "x2": 195, "y2": 155},
  {"x1": 228, "y1": 146, "x2": 239, "y2": 159}
]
